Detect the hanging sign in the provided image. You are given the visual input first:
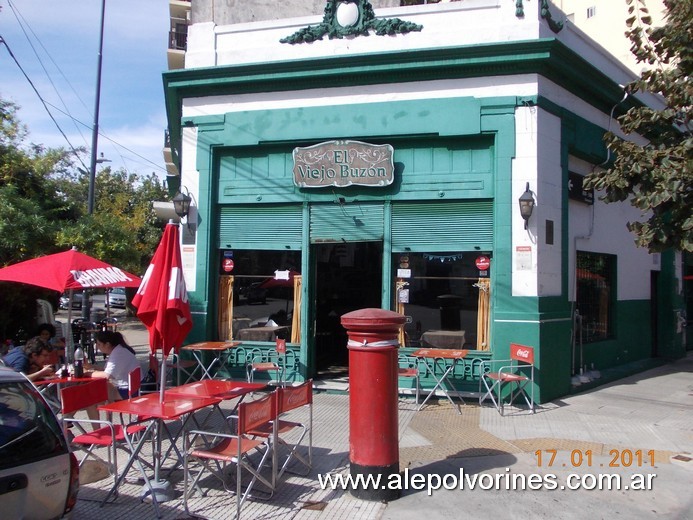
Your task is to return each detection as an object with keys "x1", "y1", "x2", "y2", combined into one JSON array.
[{"x1": 292, "y1": 140, "x2": 394, "y2": 188}]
